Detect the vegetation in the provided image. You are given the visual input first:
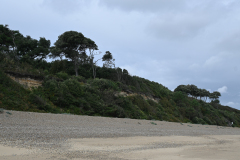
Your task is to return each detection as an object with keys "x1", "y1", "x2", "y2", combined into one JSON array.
[{"x1": 1, "y1": 24, "x2": 240, "y2": 127}]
